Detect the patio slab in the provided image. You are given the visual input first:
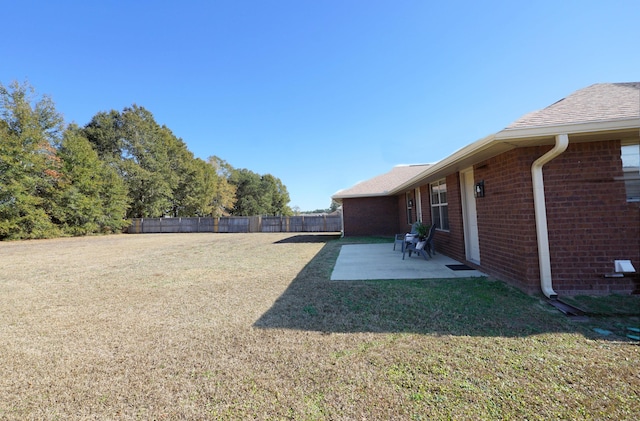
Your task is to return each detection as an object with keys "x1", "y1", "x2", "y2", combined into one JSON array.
[{"x1": 330, "y1": 243, "x2": 486, "y2": 281}]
